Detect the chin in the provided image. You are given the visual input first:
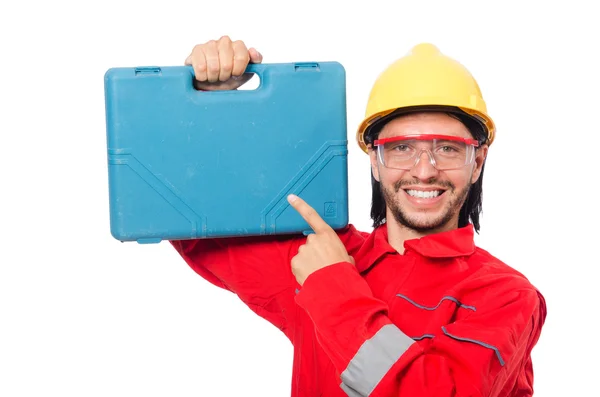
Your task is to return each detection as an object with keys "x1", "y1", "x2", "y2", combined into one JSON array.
[
  {"x1": 392, "y1": 209, "x2": 455, "y2": 233},
  {"x1": 380, "y1": 179, "x2": 469, "y2": 233}
]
